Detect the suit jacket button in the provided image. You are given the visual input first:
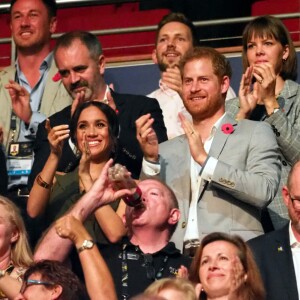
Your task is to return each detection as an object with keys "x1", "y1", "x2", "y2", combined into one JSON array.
[
  {"x1": 282, "y1": 160, "x2": 287, "y2": 166},
  {"x1": 276, "y1": 132, "x2": 280, "y2": 137},
  {"x1": 182, "y1": 222, "x2": 187, "y2": 228}
]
